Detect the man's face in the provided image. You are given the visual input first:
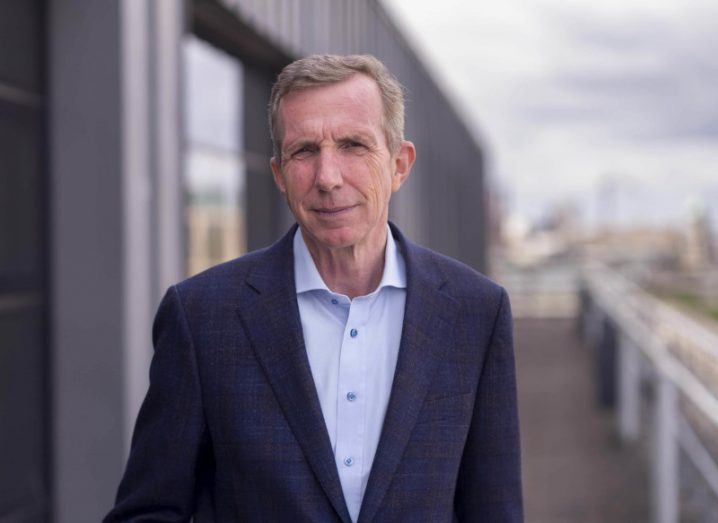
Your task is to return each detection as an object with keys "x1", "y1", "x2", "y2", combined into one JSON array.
[{"x1": 271, "y1": 74, "x2": 414, "y2": 252}]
